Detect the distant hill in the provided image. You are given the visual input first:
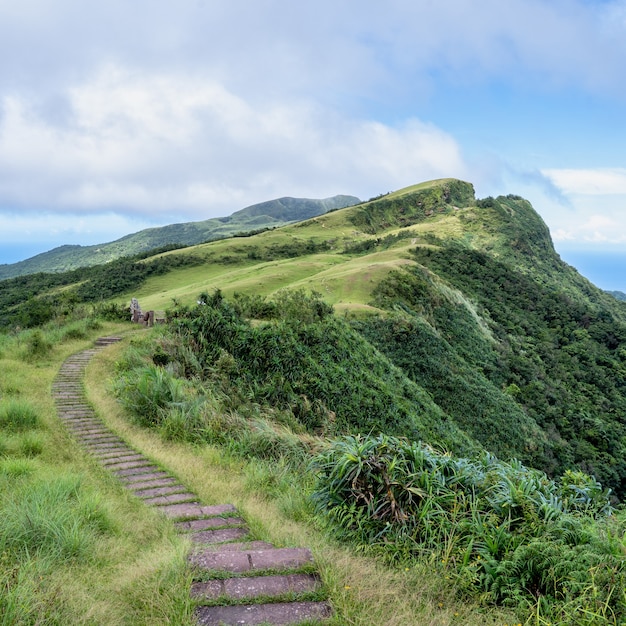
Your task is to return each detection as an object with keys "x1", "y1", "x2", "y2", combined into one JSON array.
[
  {"x1": 0, "y1": 194, "x2": 360, "y2": 279},
  {"x1": 607, "y1": 290, "x2": 626, "y2": 302}
]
